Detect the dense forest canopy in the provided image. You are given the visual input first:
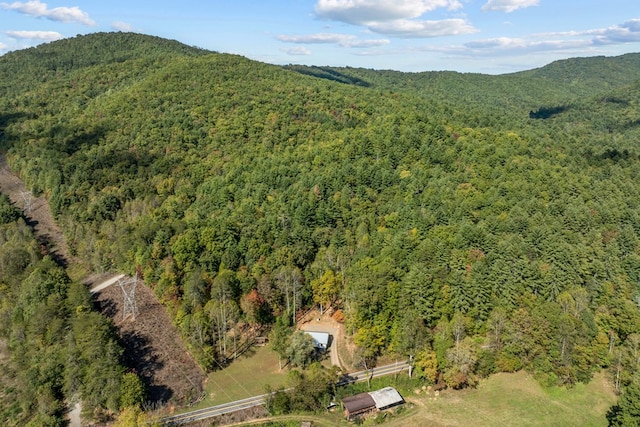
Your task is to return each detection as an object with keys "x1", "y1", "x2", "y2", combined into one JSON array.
[
  {"x1": 2, "y1": 32, "x2": 640, "y2": 424},
  {"x1": 0, "y1": 194, "x2": 132, "y2": 426}
]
